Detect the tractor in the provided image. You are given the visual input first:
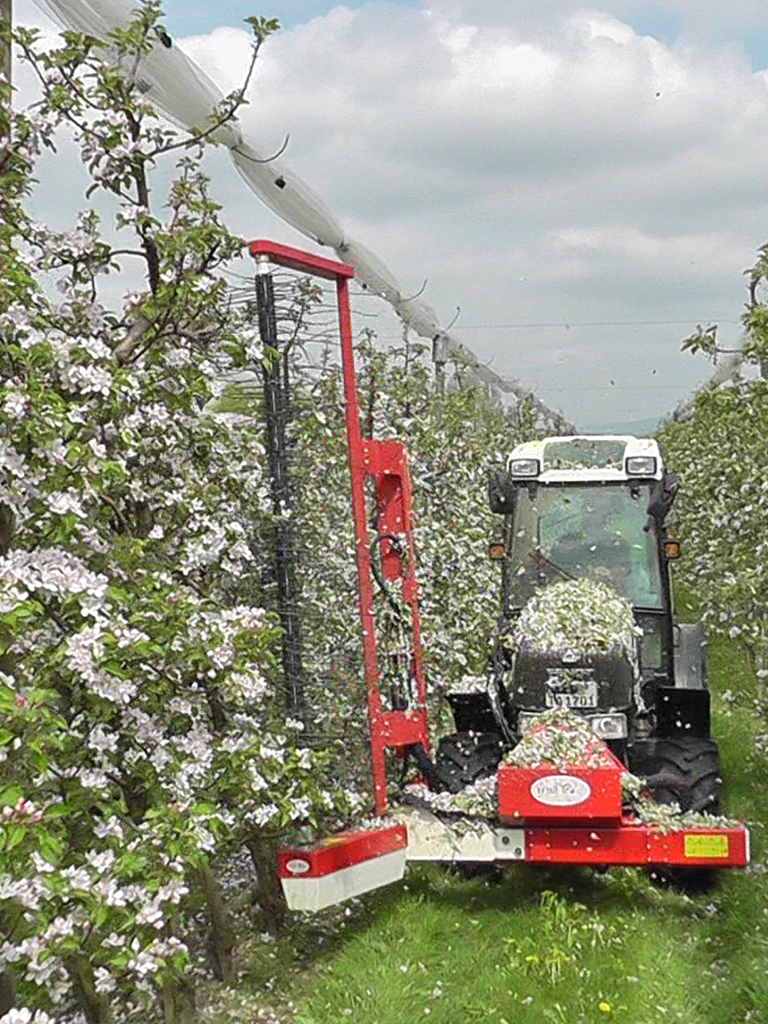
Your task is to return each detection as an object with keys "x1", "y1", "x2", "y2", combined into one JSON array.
[
  {"x1": 247, "y1": 240, "x2": 747, "y2": 913},
  {"x1": 433, "y1": 434, "x2": 720, "y2": 827}
]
